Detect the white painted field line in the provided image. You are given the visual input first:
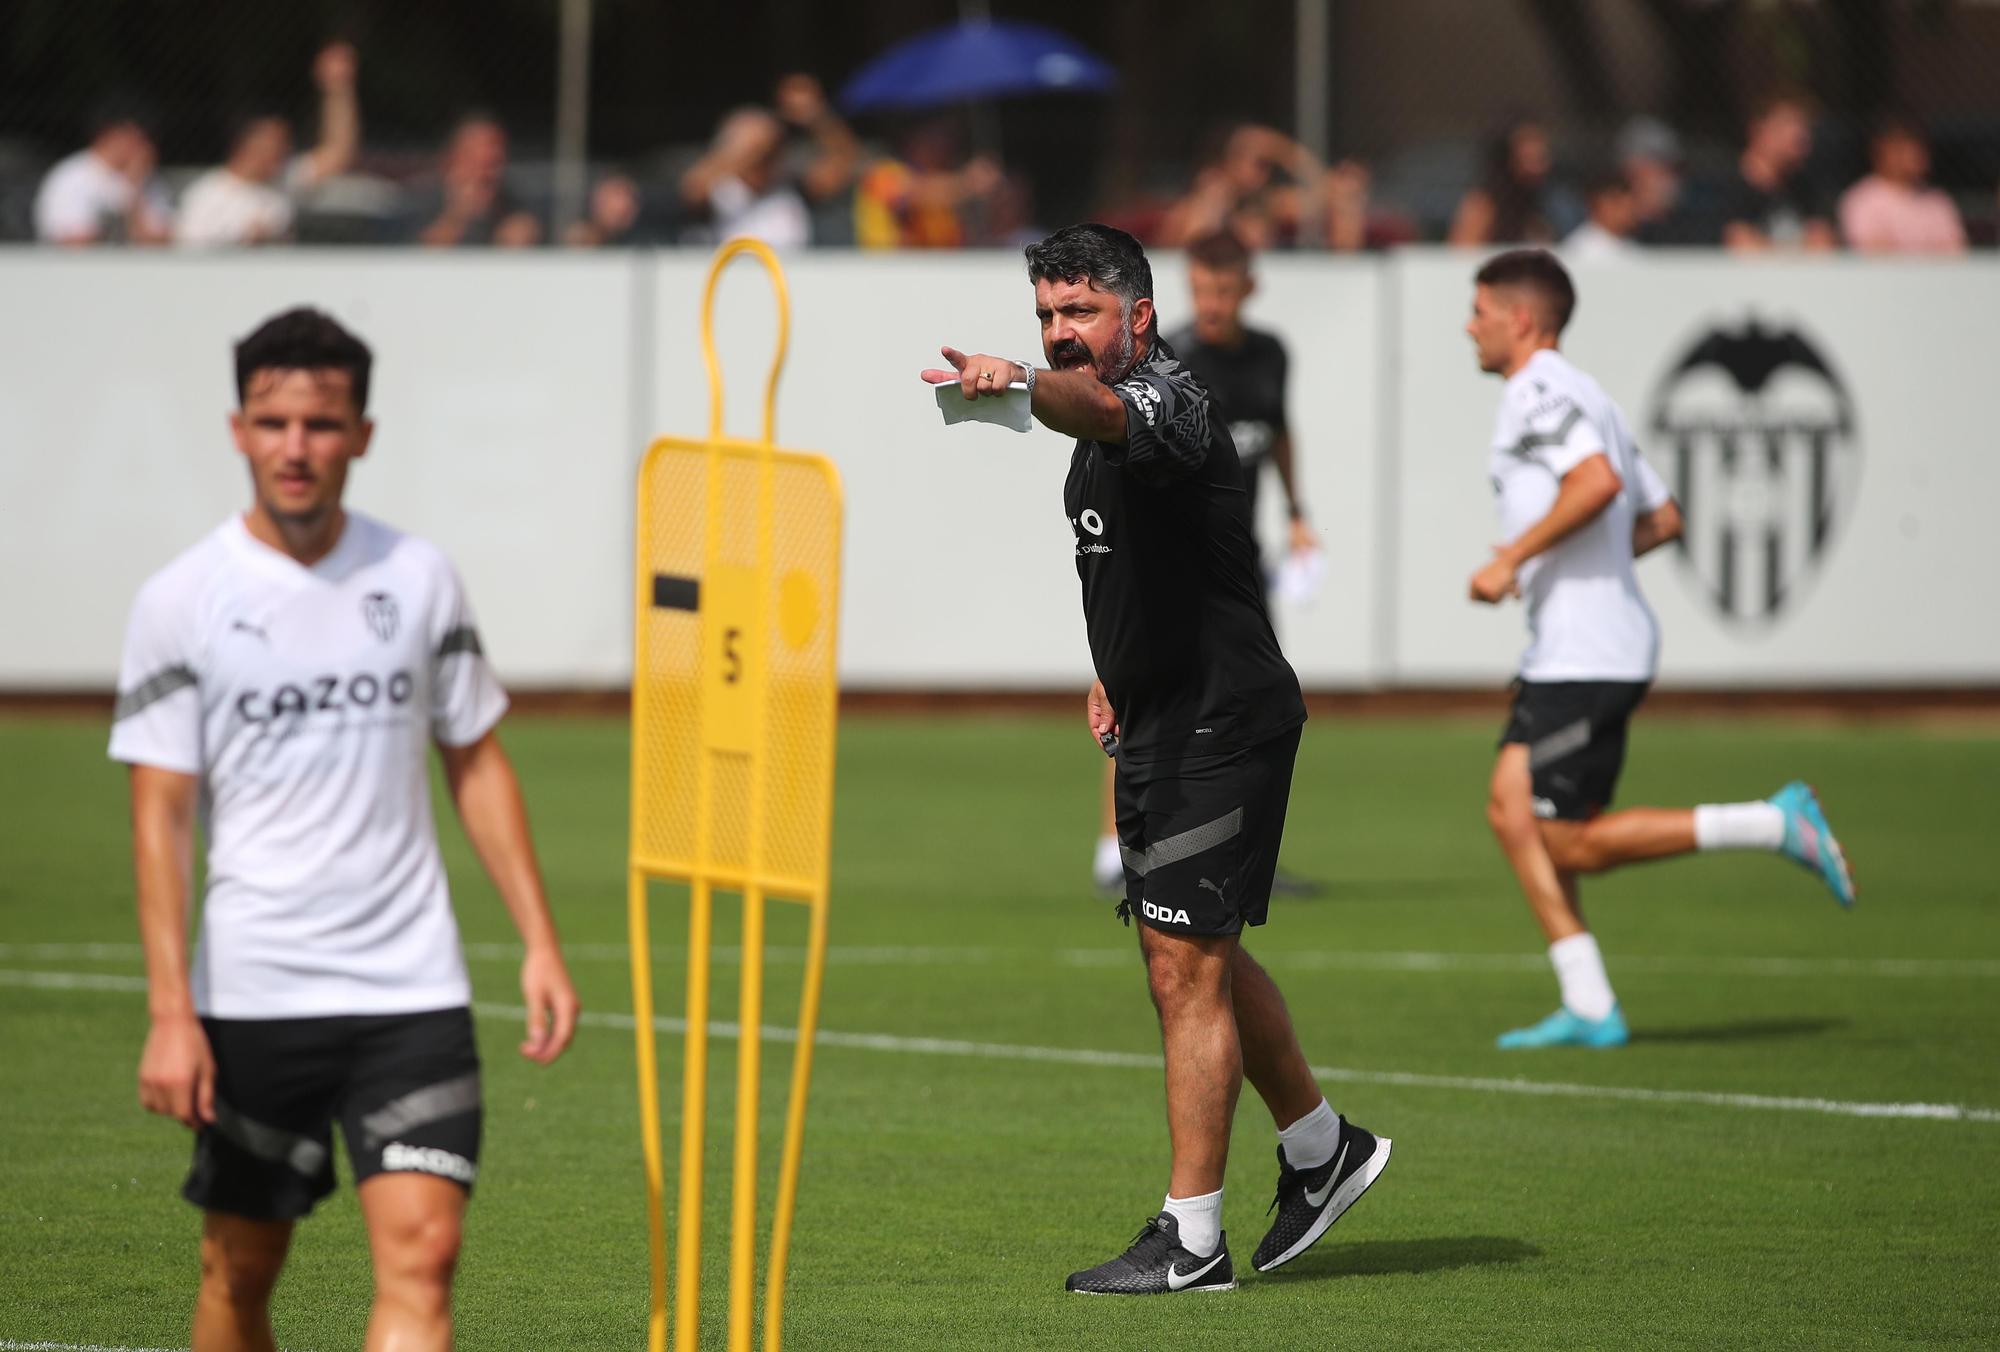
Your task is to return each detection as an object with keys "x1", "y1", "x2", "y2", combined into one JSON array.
[
  {"x1": 8, "y1": 969, "x2": 1995, "y2": 1126},
  {"x1": 6, "y1": 942, "x2": 1999, "y2": 980},
  {"x1": 468, "y1": 1002, "x2": 2000, "y2": 1128}
]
